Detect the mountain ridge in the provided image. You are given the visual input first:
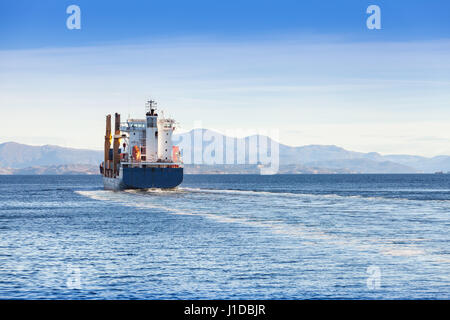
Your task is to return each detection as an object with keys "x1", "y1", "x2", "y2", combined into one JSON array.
[{"x1": 1, "y1": 130, "x2": 450, "y2": 174}]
